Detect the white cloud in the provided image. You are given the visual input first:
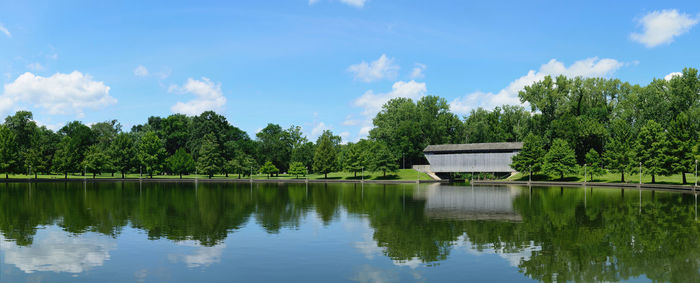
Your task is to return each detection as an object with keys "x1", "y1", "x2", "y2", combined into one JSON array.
[
  {"x1": 169, "y1": 77, "x2": 227, "y2": 116},
  {"x1": 0, "y1": 231, "x2": 116, "y2": 274},
  {"x1": 351, "y1": 80, "x2": 426, "y2": 138},
  {"x1": 168, "y1": 241, "x2": 225, "y2": 268},
  {"x1": 311, "y1": 121, "x2": 330, "y2": 138},
  {"x1": 664, "y1": 71, "x2": 683, "y2": 81},
  {"x1": 450, "y1": 57, "x2": 625, "y2": 115},
  {"x1": 343, "y1": 115, "x2": 360, "y2": 126},
  {"x1": 410, "y1": 63, "x2": 426, "y2": 79},
  {"x1": 348, "y1": 54, "x2": 399, "y2": 82},
  {"x1": 309, "y1": 0, "x2": 320, "y2": 5},
  {"x1": 340, "y1": 0, "x2": 367, "y2": 8},
  {"x1": 630, "y1": 9, "x2": 698, "y2": 47},
  {"x1": 133, "y1": 65, "x2": 149, "y2": 77},
  {"x1": 0, "y1": 23, "x2": 10, "y2": 38},
  {"x1": 2, "y1": 71, "x2": 116, "y2": 117}
]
